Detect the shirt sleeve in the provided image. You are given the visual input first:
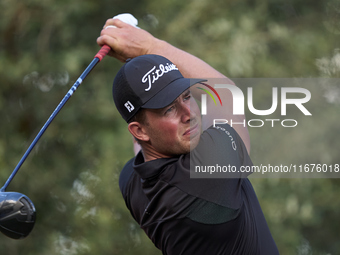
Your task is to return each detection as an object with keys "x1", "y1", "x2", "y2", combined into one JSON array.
[
  {"x1": 190, "y1": 123, "x2": 253, "y2": 179},
  {"x1": 168, "y1": 123, "x2": 253, "y2": 210}
]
